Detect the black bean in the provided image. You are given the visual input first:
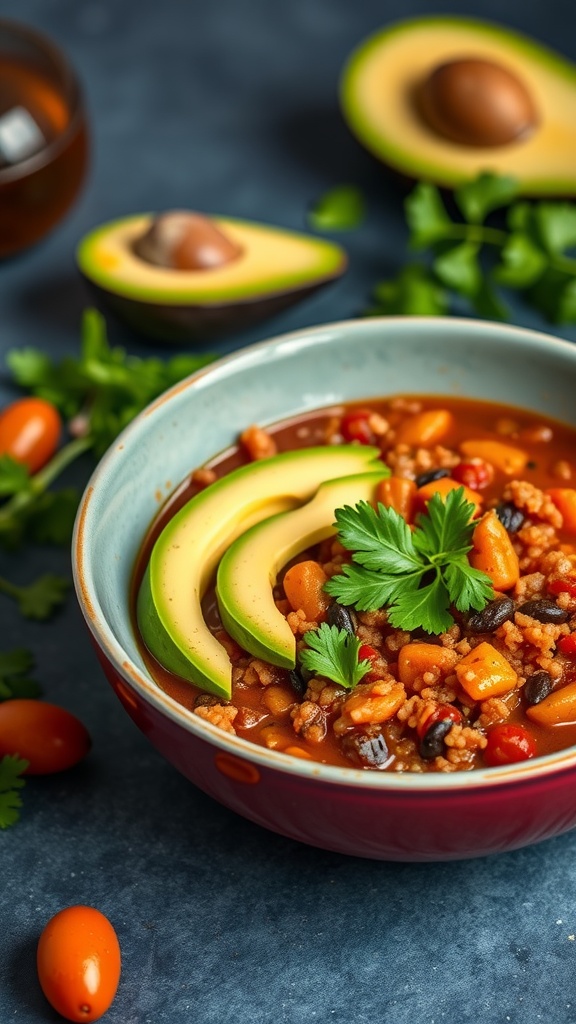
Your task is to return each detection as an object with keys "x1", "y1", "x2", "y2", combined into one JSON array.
[
  {"x1": 517, "y1": 599, "x2": 568, "y2": 624},
  {"x1": 289, "y1": 667, "x2": 308, "y2": 696},
  {"x1": 326, "y1": 602, "x2": 357, "y2": 634},
  {"x1": 467, "y1": 596, "x2": 516, "y2": 633},
  {"x1": 524, "y1": 671, "x2": 553, "y2": 706},
  {"x1": 342, "y1": 728, "x2": 389, "y2": 768},
  {"x1": 494, "y1": 502, "x2": 525, "y2": 533},
  {"x1": 419, "y1": 719, "x2": 453, "y2": 760},
  {"x1": 415, "y1": 467, "x2": 451, "y2": 488}
]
